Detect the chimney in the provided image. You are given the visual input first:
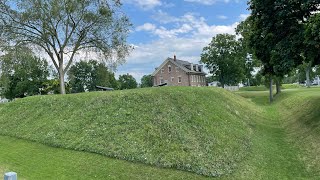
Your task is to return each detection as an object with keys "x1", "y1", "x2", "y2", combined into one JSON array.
[
  {"x1": 196, "y1": 64, "x2": 199, "y2": 72},
  {"x1": 174, "y1": 54, "x2": 176, "y2": 61},
  {"x1": 190, "y1": 63, "x2": 194, "y2": 71}
]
